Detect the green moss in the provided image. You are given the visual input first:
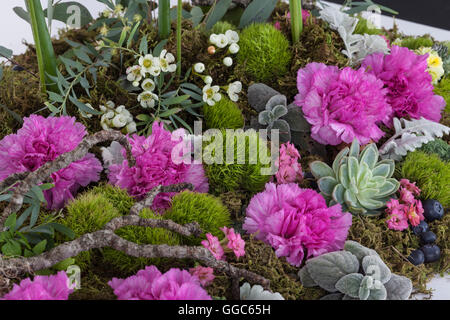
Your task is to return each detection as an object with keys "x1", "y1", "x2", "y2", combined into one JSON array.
[
  {"x1": 434, "y1": 77, "x2": 450, "y2": 113},
  {"x1": 237, "y1": 23, "x2": 291, "y2": 82},
  {"x1": 203, "y1": 97, "x2": 244, "y2": 130},
  {"x1": 102, "y1": 209, "x2": 182, "y2": 272},
  {"x1": 90, "y1": 184, "x2": 135, "y2": 216},
  {"x1": 164, "y1": 191, "x2": 231, "y2": 245},
  {"x1": 398, "y1": 151, "x2": 450, "y2": 206},
  {"x1": 204, "y1": 129, "x2": 272, "y2": 194},
  {"x1": 349, "y1": 214, "x2": 449, "y2": 295},
  {"x1": 209, "y1": 21, "x2": 237, "y2": 36},
  {"x1": 354, "y1": 16, "x2": 384, "y2": 35},
  {"x1": 419, "y1": 139, "x2": 450, "y2": 162},
  {"x1": 397, "y1": 36, "x2": 434, "y2": 50},
  {"x1": 61, "y1": 191, "x2": 122, "y2": 269}
]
